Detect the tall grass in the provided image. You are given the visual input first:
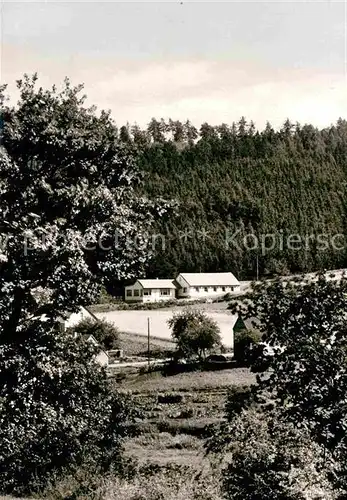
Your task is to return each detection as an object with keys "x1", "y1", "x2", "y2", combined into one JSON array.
[{"x1": 40, "y1": 465, "x2": 223, "y2": 500}]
